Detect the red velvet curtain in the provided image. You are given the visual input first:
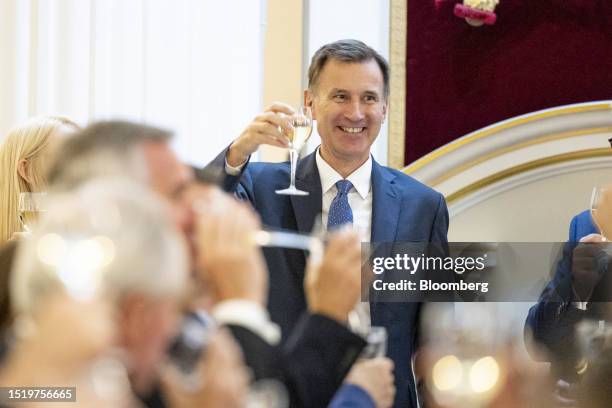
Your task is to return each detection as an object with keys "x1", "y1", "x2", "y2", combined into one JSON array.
[{"x1": 404, "y1": 0, "x2": 612, "y2": 164}]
